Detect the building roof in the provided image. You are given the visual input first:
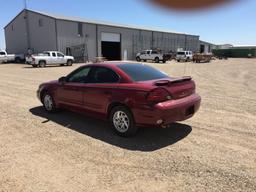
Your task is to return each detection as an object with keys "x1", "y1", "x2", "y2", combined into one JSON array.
[
  {"x1": 5, "y1": 9, "x2": 198, "y2": 37},
  {"x1": 232, "y1": 45, "x2": 256, "y2": 48}
]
